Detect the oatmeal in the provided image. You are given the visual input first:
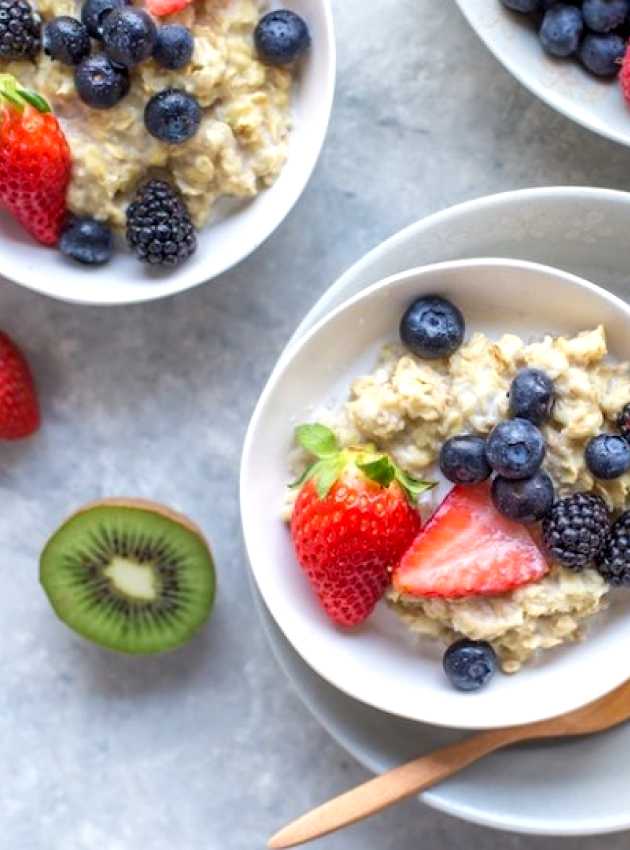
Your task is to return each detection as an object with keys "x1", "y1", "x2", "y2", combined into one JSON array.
[
  {"x1": 285, "y1": 323, "x2": 630, "y2": 674},
  {"x1": 5, "y1": 0, "x2": 293, "y2": 228}
]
